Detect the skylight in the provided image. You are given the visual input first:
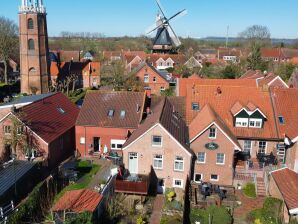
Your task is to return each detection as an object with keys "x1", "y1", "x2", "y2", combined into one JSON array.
[
  {"x1": 278, "y1": 116, "x2": 285, "y2": 124},
  {"x1": 120, "y1": 110, "x2": 126, "y2": 118},
  {"x1": 57, "y1": 107, "x2": 65, "y2": 114},
  {"x1": 108, "y1": 109, "x2": 114, "y2": 117}
]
